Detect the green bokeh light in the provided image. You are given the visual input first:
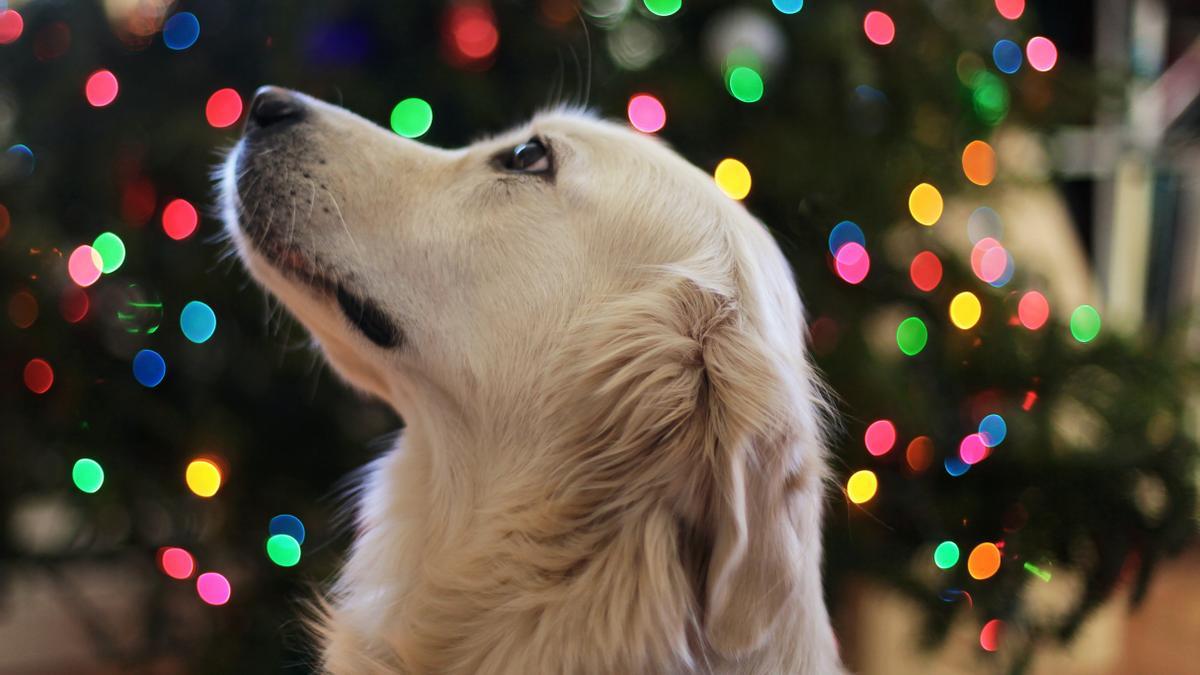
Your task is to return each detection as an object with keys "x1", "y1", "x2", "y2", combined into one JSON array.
[
  {"x1": 92, "y1": 232, "x2": 126, "y2": 274},
  {"x1": 266, "y1": 534, "x2": 302, "y2": 567},
  {"x1": 72, "y1": 458, "x2": 104, "y2": 494},
  {"x1": 971, "y1": 71, "x2": 1009, "y2": 126},
  {"x1": 643, "y1": 0, "x2": 682, "y2": 17},
  {"x1": 1070, "y1": 304, "x2": 1101, "y2": 343},
  {"x1": 727, "y1": 66, "x2": 764, "y2": 103},
  {"x1": 896, "y1": 316, "x2": 928, "y2": 356},
  {"x1": 934, "y1": 540, "x2": 960, "y2": 569},
  {"x1": 390, "y1": 98, "x2": 433, "y2": 138}
]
